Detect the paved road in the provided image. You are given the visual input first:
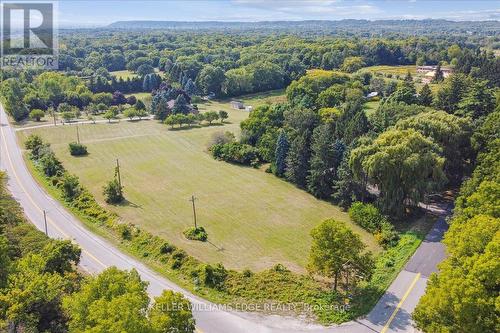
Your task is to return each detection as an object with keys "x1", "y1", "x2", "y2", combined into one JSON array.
[{"x1": 0, "y1": 105, "x2": 449, "y2": 333}]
